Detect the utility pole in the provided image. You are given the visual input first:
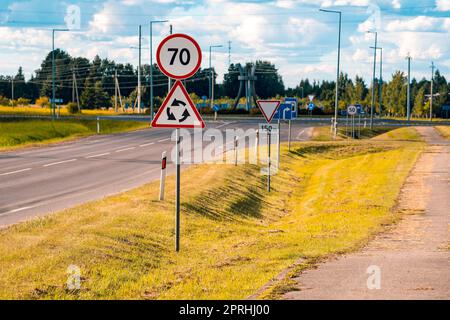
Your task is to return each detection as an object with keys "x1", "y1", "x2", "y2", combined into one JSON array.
[
  {"x1": 137, "y1": 25, "x2": 142, "y2": 114},
  {"x1": 430, "y1": 61, "x2": 435, "y2": 121},
  {"x1": 406, "y1": 54, "x2": 411, "y2": 121},
  {"x1": 368, "y1": 30, "x2": 377, "y2": 129},
  {"x1": 52, "y1": 28, "x2": 69, "y2": 120},
  {"x1": 114, "y1": 69, "x2": 118, "y2": 112},
  {"x1": 209, "y1": 44, "x2": 223, "y2": 110},
  {"x1": 319, "y1": 9, "x2": 341, "y2": 139},
  {"x1": 379, "y1": 47, "x2": 383, "y2": 116},
  {"x1": 149, "y1": 20, "x2": 168, "y2": 121},
  {"x1": 72, "y1": 68, "x2": 80, "y2": 112},
  {"x1": 11, "y1": 78, "x2": 14, "y2": 101}
]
